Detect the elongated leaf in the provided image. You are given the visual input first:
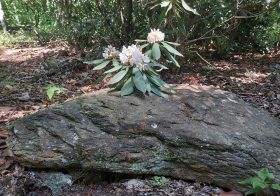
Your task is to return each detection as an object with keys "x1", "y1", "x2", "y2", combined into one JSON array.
[
  {"x1": 133, "y1": 68, "x2": 147, "y2": 93},
  {"x1": 163, "y1": 41, "x2": 180, "y2": 46},
  {"x1": 152, "y1": 43, "x2": 161, "y2": 60},
  {"x1": 109, "y1": 68, "x2": 128, "y2": 85},
  {"x1": 177, "y1": 15, "x2": 186, "y2": 35},
  {"x1": 135, "y1": 39, "x2": 147, "y2": 42},
  {"x1": 147, "y1": 66, "x2": 160, "y2": 76},
  {"x1": 84, "y1": 59, "x2": 104, "y2": 65},
  {"x1": 158, "y1": 6, "x2": 169, "y2": 24},
  {"x1": 162, "y1": 48, "x2": 181, "y2": 67},
  {"x1": 147, "y1": 74, "x2": 170, "y2": 89},
  {"x1": 151, "y1": 85, "x2": 165, "y2": 97},
  {"x1": 181, "y1": 0, "x2": 200, "y2": 15},
  {"x1": 140, "y1": 43, "x2": 149, "y2": 49},
  {"x1": 161, "y1": 42, "x2": 183, "y2": 57},
  {"x1": 93, "y1": 60, "x2": 110, "y2": 70},
  {"x1": 104, "y1": 65, "x2": 122, "y2": 73},
  {"x1": 121, "y1": 78, "x2": 134, "y2": 96},
  {"x1": 161, "y1": 1, "x2": 170, "y2": 7},
  {"x1": 150, "y1": 60, "x2": 168, "y2": 70},
  {"x1": 143, "y1": 74, "x2": 151, "y2": 93},
  {"x1": 272, "y1": 184, "x2": 280, "y2": 190},
  {"x1": 239, "y1": 177, "x2": 257, "y2": 185}
]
